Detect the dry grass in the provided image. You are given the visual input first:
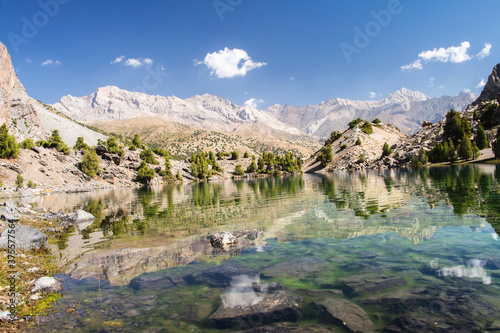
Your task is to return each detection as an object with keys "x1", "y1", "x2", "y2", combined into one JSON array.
[{"x1": 0, "y1": 219, "x2": 61, "y2": 332}]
